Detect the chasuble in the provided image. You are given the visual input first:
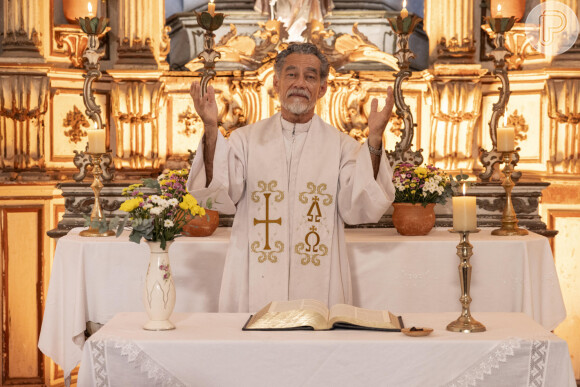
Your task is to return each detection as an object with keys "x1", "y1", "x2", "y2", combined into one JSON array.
[{"x1": 187, "y1": 113, "x2": 395, "y2": 312}]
